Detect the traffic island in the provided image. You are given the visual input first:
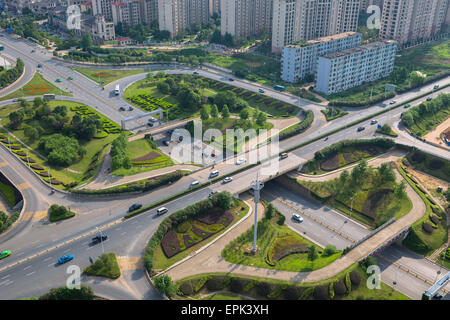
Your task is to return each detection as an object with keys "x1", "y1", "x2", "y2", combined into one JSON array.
[{"x1": 83, "y1": 253, "x2": 121, "y2": 280}]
